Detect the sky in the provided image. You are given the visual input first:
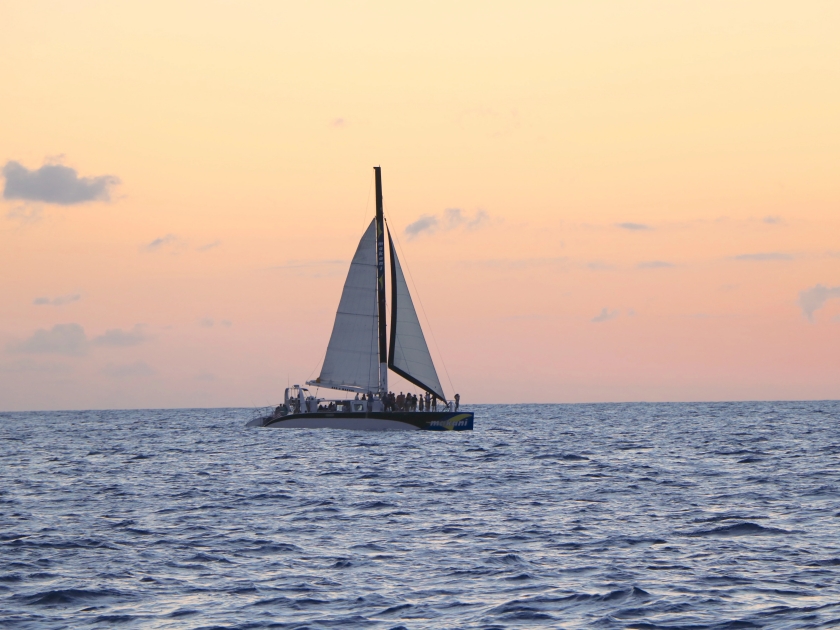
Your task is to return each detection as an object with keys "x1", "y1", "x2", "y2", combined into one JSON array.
[{"x1": 1, "y1": 1, "x2": 839, "y2": 410}]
